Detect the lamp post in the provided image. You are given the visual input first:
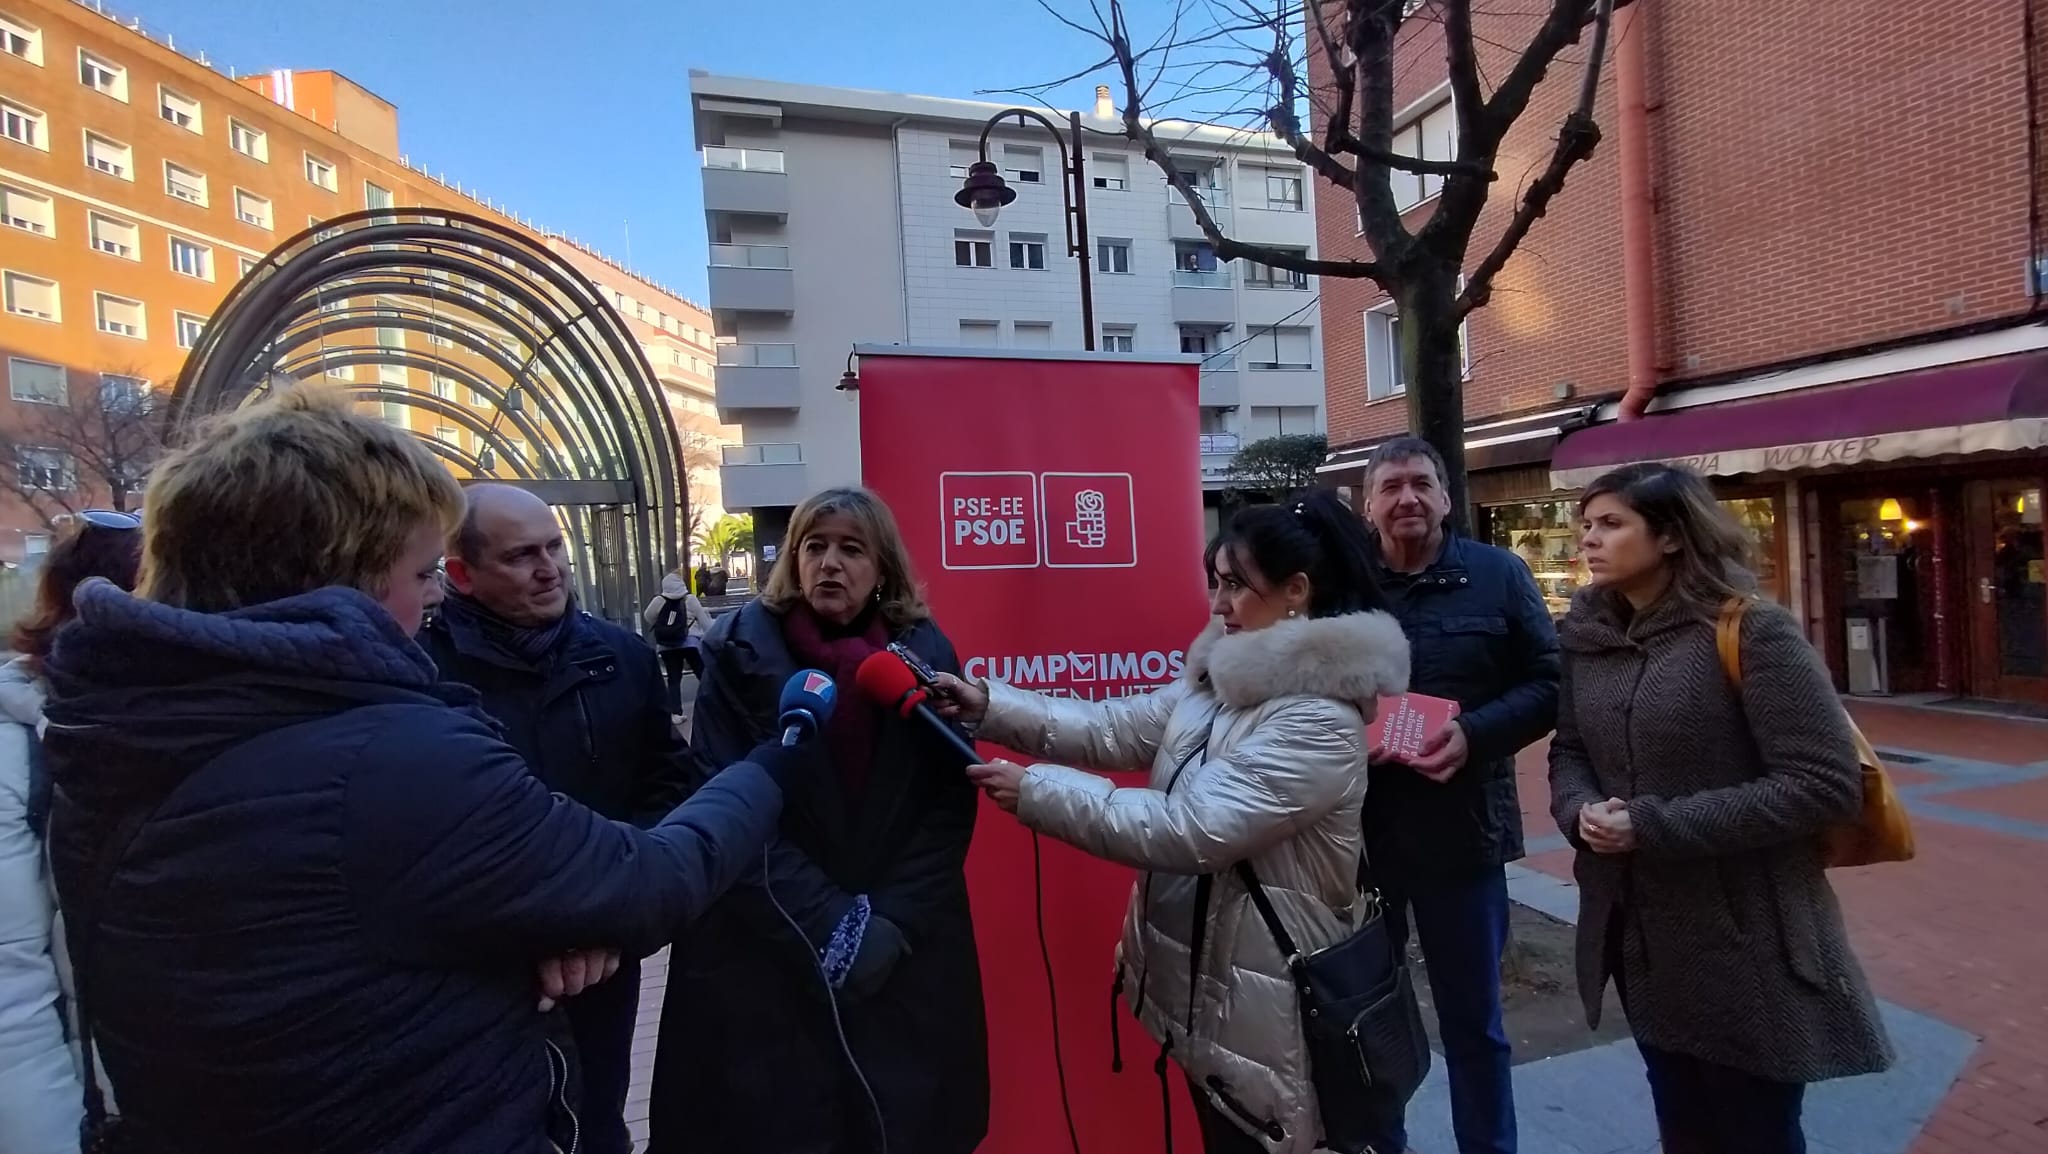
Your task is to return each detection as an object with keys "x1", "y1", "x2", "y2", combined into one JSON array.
[{"x1": 955, "y1": 108, "x2": 1097, "y2": 351}]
